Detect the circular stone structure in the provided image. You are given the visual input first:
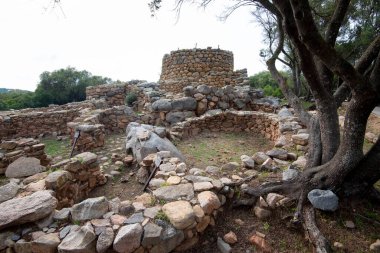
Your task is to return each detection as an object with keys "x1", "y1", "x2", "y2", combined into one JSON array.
[{"x1": 159, "y1": 47, "x2": 248, "y2": 93}]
